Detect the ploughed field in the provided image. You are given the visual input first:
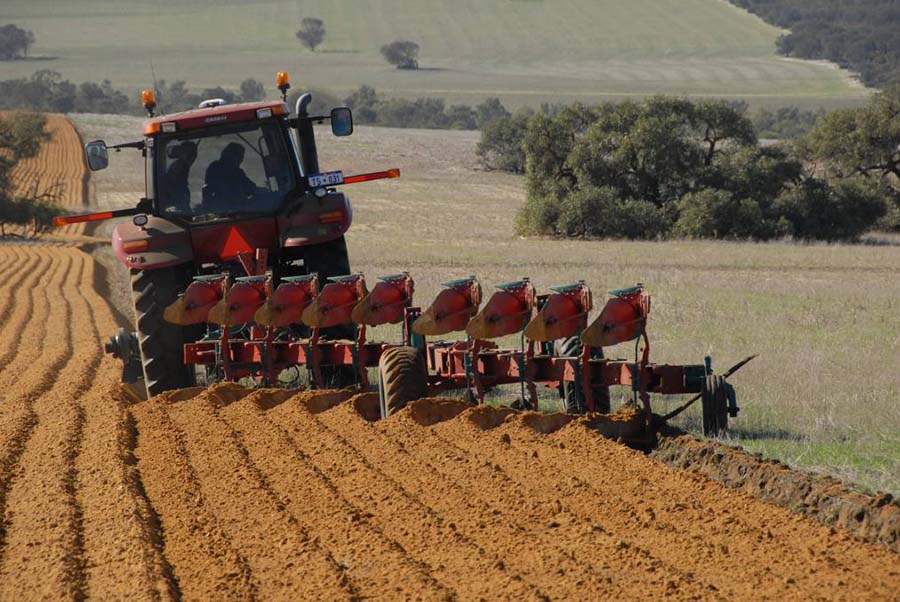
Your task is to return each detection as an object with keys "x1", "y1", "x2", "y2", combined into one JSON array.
[
  {"x1": 0, "y1": 244, "x2": 897, "y2": 600},
  {"x1": 1, "y1": 116, "x2": 898, "y2": 599}
]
